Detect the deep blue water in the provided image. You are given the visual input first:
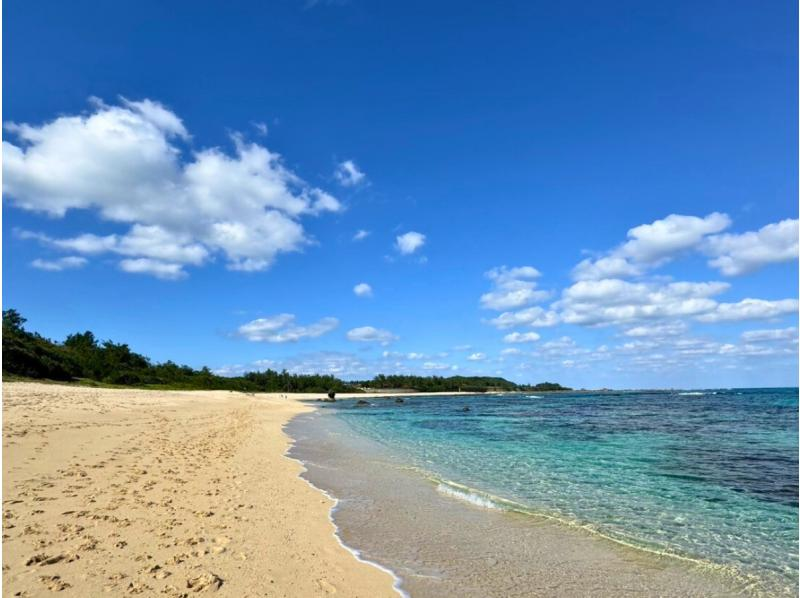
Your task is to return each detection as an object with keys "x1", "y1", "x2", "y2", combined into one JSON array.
[{"x1": 329, "y1": 388, "x2": 798, "y2": 595}]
